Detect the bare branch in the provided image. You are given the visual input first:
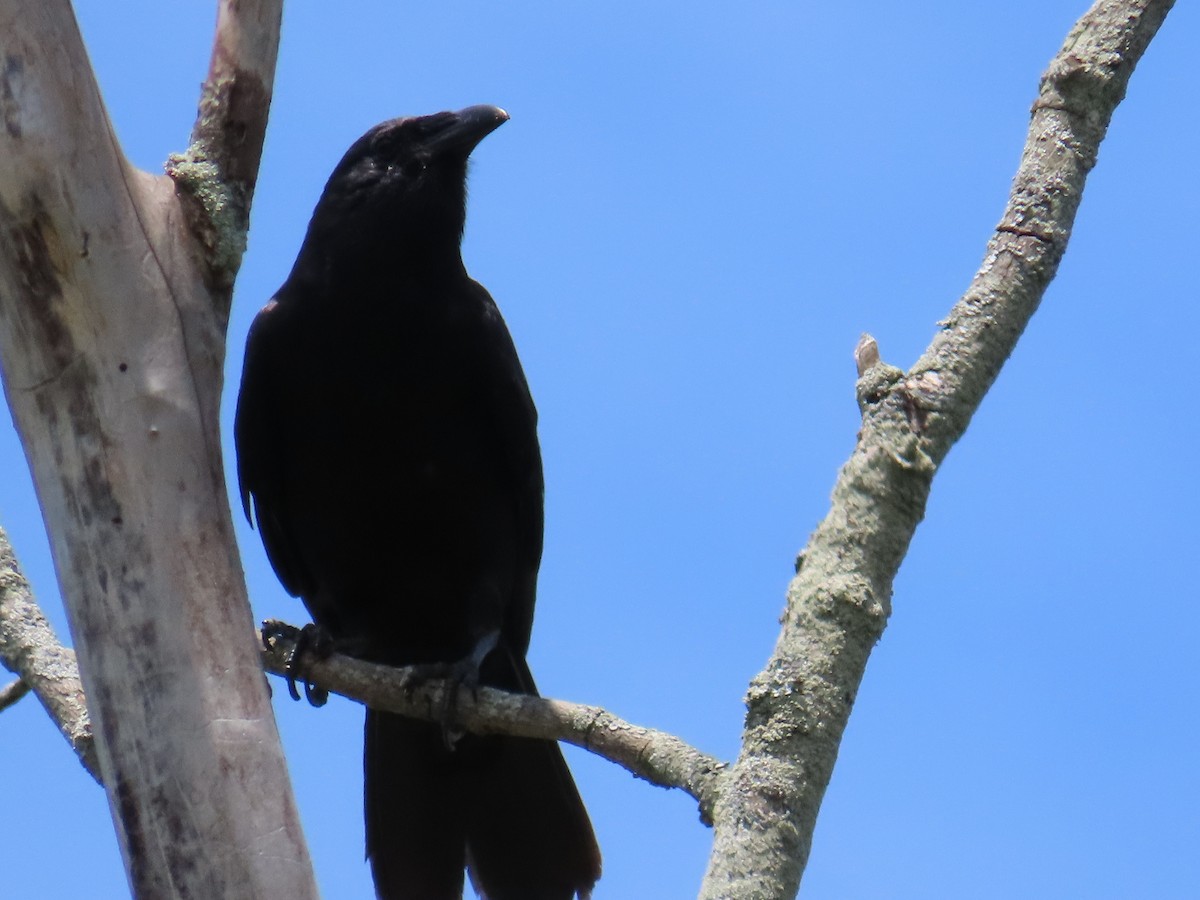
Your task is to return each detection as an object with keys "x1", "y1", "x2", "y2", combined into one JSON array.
[
  {"x1": 260, "y1": 621, "x2": 729, "y2": 821},
  {"x1": 698, "y1": 2, "x2": 1177, "y2": 897},
  {"x1": 0, "y1": 525, "x2": 97, "y2": 778}
]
